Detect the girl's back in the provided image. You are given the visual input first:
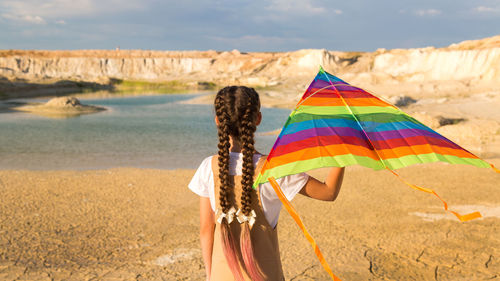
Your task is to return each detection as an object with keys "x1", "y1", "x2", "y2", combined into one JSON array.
[{"x1": 210, "y1": 155, "x2": 284, "y2": 281}]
